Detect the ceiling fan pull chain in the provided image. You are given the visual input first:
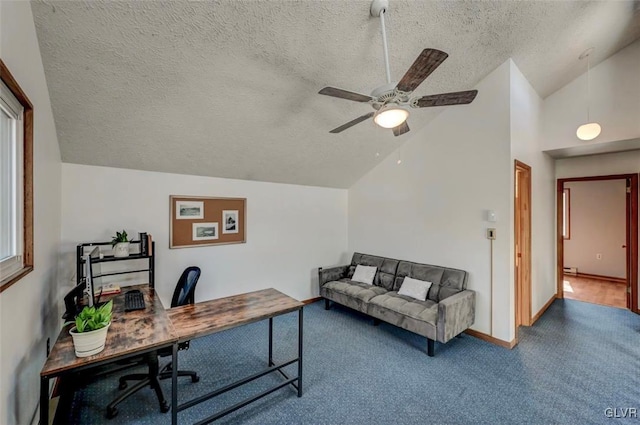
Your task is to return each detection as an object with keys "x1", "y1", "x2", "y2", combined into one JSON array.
[{"x1": 379, "y1": 8, "x2": 392, "y2": 85}]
